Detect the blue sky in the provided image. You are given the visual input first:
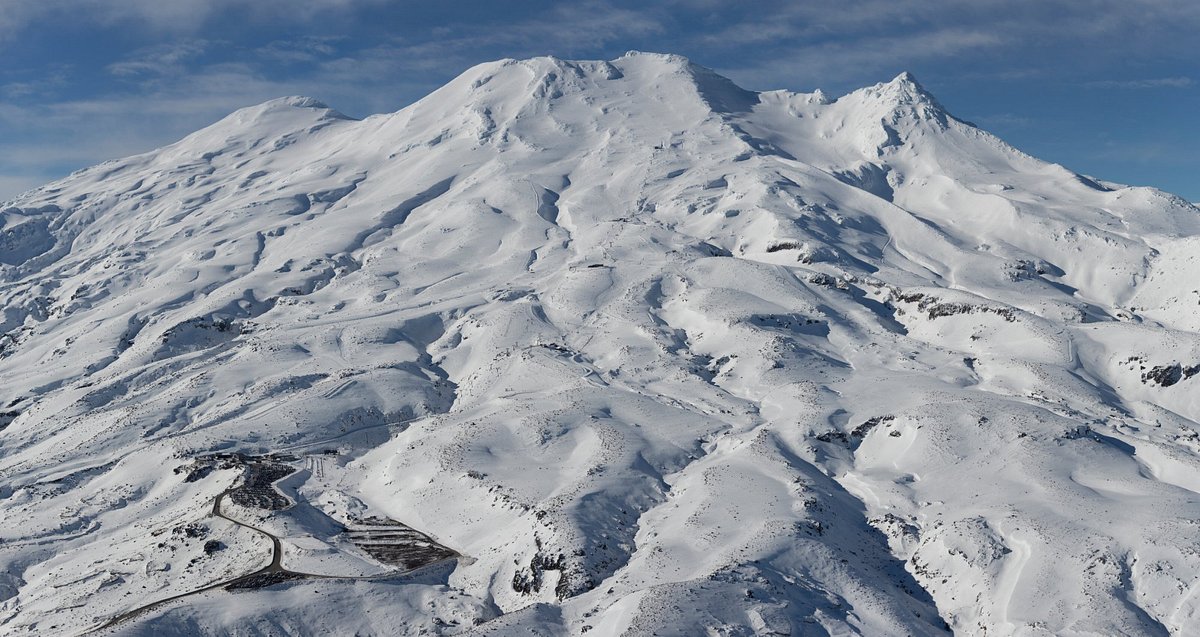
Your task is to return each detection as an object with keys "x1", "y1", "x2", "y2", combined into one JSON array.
[{"x1": 1, "y1": 0, "x2": 1197, "y2": 201}]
